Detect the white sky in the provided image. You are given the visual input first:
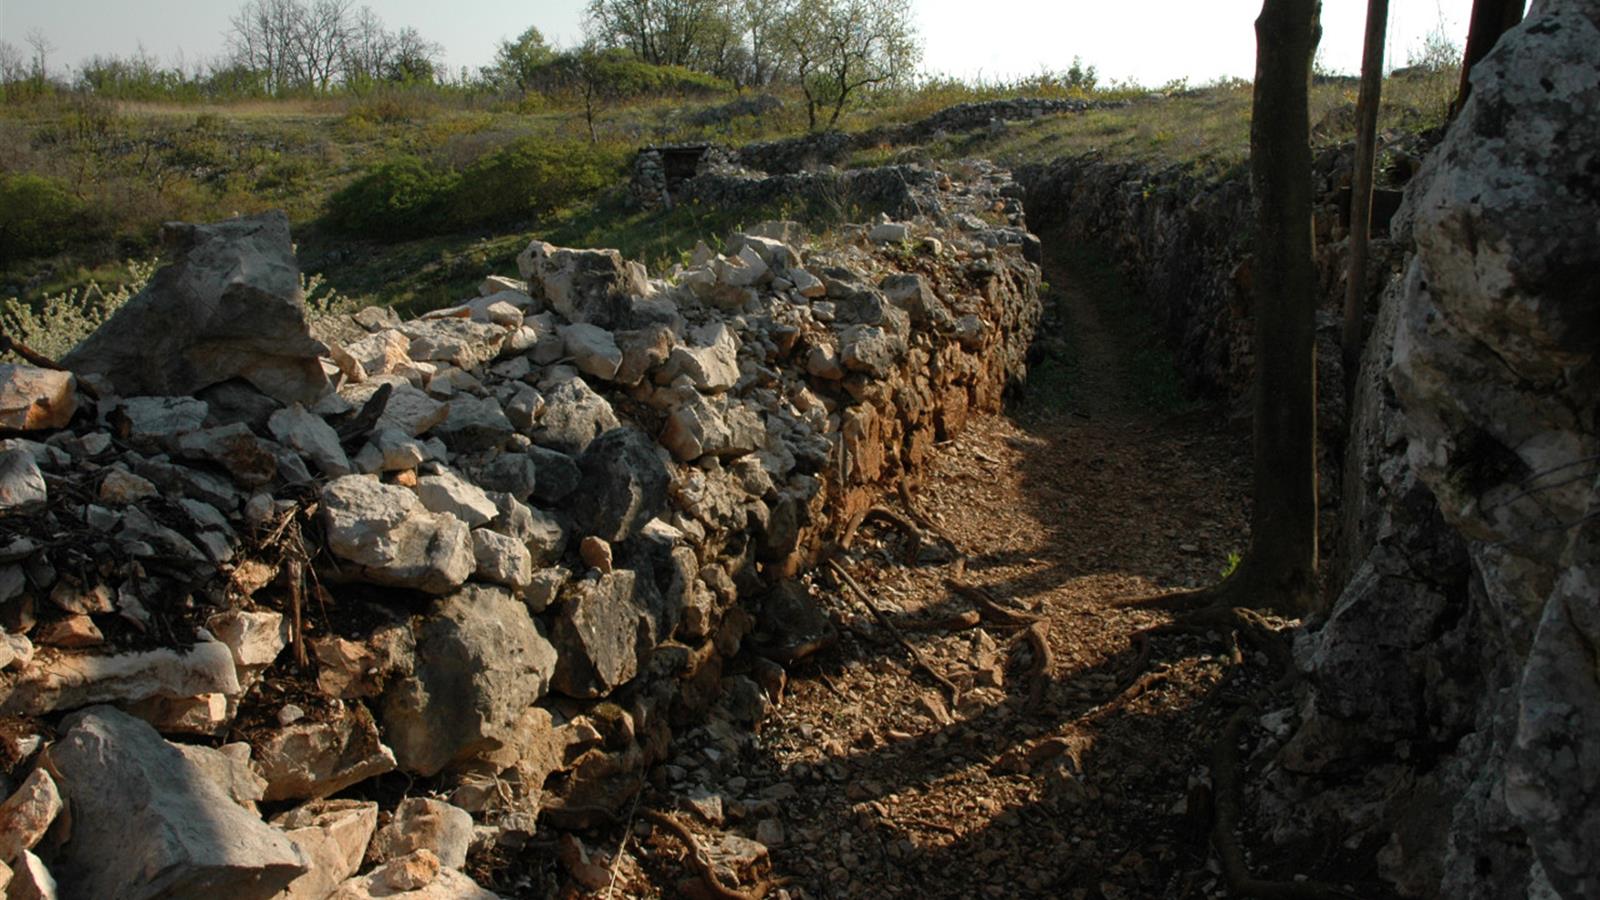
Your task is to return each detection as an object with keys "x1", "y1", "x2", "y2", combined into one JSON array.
[{"x1": 0, "y1": 0, "x2": 1473, "y2": 87}]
